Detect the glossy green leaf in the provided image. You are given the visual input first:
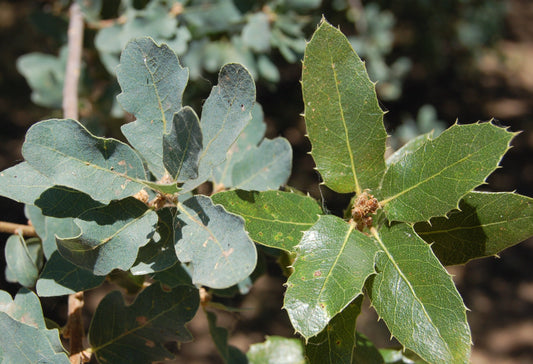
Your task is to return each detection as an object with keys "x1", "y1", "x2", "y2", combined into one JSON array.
[
  {"x1": 247, "y1": 336, "x2": 306, "y2": 364},
  {"x1": 415, "y1": 191, "x2": 533, "y2": 265},
  {"x1": 386, "y1": 132, "x2": 432, "y2": 166},
  {"x1": 0, "y1": 289, "x2": 68, "y2": 363},
  {"x1": 131, "y1": 207, "x2": 179, "y2": 275},
  {"x1": 163, "y1": 106, "x2": 203, "y2": 182},
  {"x1": 36, "y1": 251, "x2": 105, "y2": 297},
  {"x1": 4, "y1": 235, "x2": 43, "y2": 288},
  {"x1": 22, "y1": 119, "x2": 147, "y2": 203},
  {"x1": 175, "y1": 195, "x2": 257, "y2": 289},
  {"x1": 367, "y1": 223, "x2": 471, "y2": 364},
  {"x1": 381, "y1": 122, "x2": 516, "y2": 222},
  {"x1": 90, "y1": 284, "x2": 199, "y2": 364},
  {"x1": 302, "y1": 20, "x2": 387, "y2": 194},
  {"x1": 284, "y1": 215, "x2": 378, "y2": 339},
  {"x1": 56, "y1": 197, "x2": 158, "y2": 275},
  {"x1": 118, "y1": 37, "x2": 189, "y2": 179},
  {"x1": 212, "y1": 190, "x2": 322, "y2": 252},
  {"x1": 306, "y1": 296, "x2": 384, "y2": 364},
  {"x1": 0, "y1": 162, "x2": 52, "y2": 205},
  {"x1": 206, "y1": 310, "x2": 248, "y2": 364},
  {"x1": 181, "y1": 63, "x2": 256, "y2": 191},
  {"x1": 35, "y1": 185, "x2": 104, "y2": 218}
]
